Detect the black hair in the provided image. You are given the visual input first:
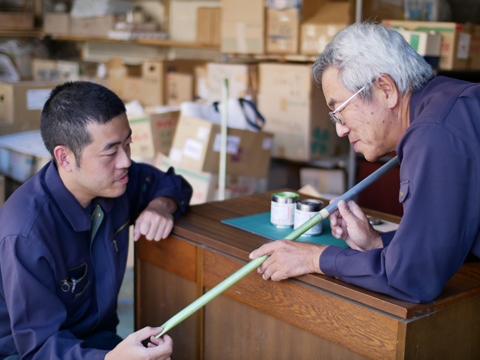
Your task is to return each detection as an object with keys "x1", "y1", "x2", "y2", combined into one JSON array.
[{"x1": 40, "y1": 81, "x2": 126, "y2": 166}]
